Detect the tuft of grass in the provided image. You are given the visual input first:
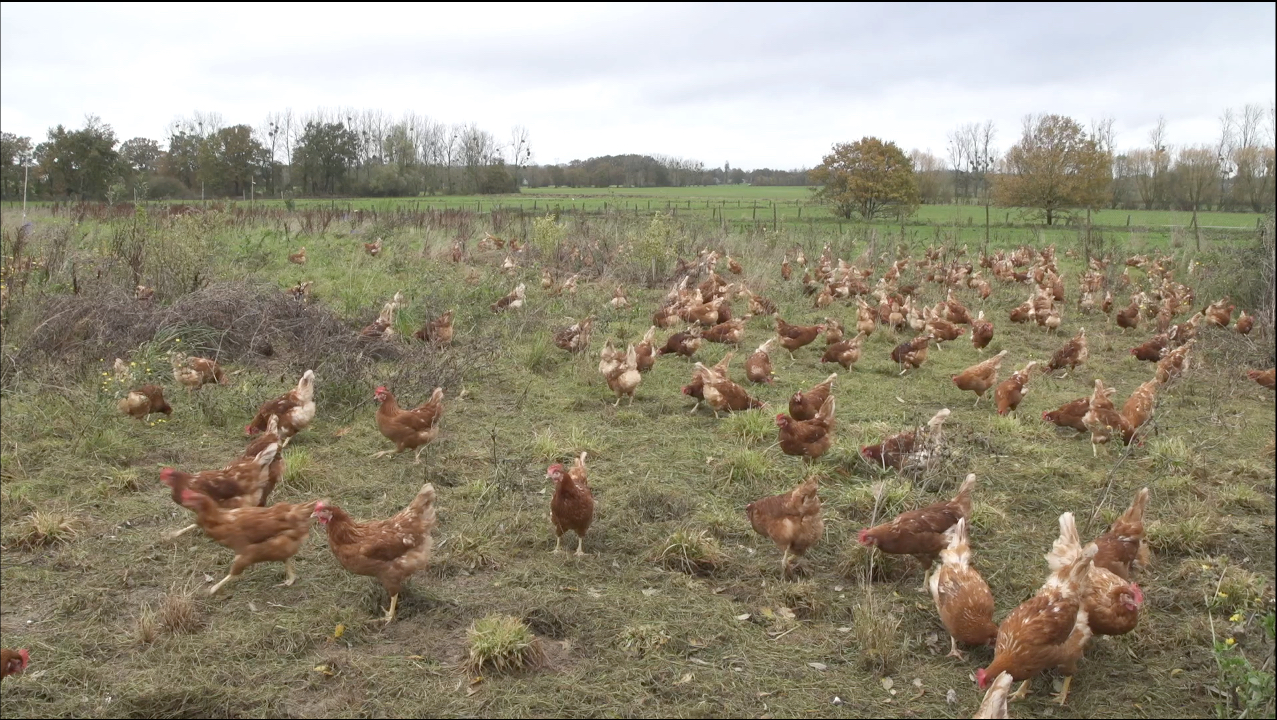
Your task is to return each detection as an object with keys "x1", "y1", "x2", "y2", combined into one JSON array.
[
  {"x1": 282, "y1": 448, "x2": 315, "y2": 491},
  {"x1": 717, "y1": 448, "x2": 773, "y2": 483},
  {"x1": 1212, "y1": 566, "x2": 1268, "y2": 614},
  {"x1": 616, "y1": 623, "x2": 671, "y2": 657},
  {"x1": 1146, "y1": 436, "x2": 1196, "y2": 472},
  {"x1": 523, "y1": 335, "x2": 557, "y2": 374},
  {"x1": 528, "y1": 429, "x2": 559, "y2": 461},
  {"x1": 652, "y1": 529, "x2": 723, "y2": 575},
  {"x1": 1148, "y1": 513, "x2": 1218, "y2": 554},
  {"x1": 719, "y1": 409, "x2": 773, "y2": 445},
  {"x1": 136, "y1": 585, "x2": 203, "y2": 644},
  {"x1": 447, "y1": 533, "x2": 501, "y2": 571},
  {"x1": 13, "y1": 510, "x2": 81, "y2": 548},
  {"x1": 845, "y1": 592, "x2": 904, "y2": 675},
  {"x1": 465, "y1": 614, "x2": 545, "y2": 675}
]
